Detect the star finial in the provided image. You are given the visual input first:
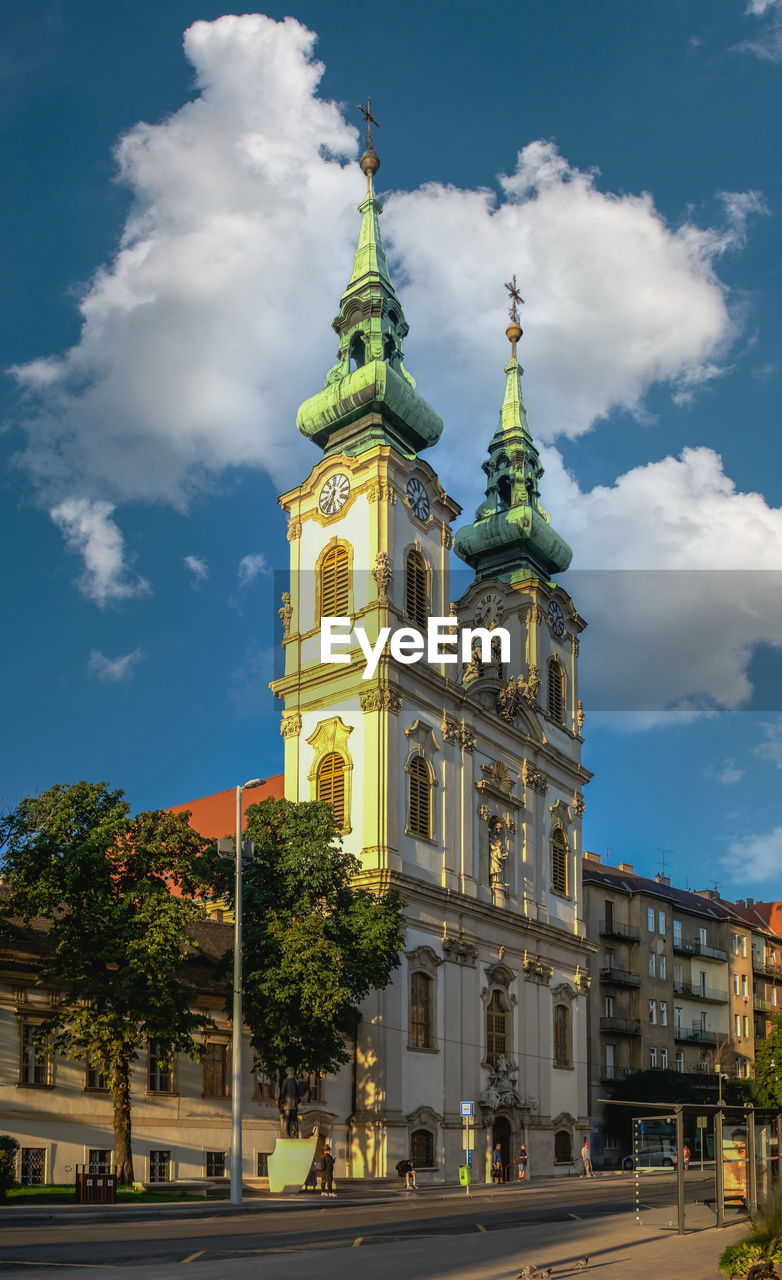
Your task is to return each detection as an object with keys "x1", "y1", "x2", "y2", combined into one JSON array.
[
  {"x1": 504, "y1": 274, "x2": 524, "y2": 324},
  {"x1": 356, "y1": 98, "x2": 381, "y2": 152}
]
